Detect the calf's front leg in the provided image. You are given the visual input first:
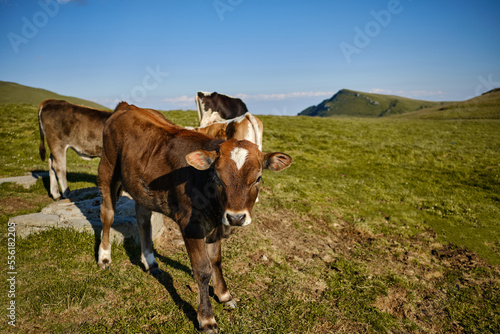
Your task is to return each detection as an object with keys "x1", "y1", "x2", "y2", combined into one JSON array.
[
  {"x1": 97, "y1": 163, "x2": 121, "y2": 270},
  {"x1": 207, "y1": 239, "x2": 236, "y2": 308},
  {"x1": 184, "y1": 237, "x2": 218, "y2": 333}
]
